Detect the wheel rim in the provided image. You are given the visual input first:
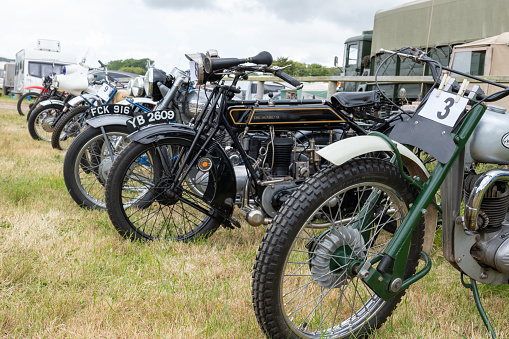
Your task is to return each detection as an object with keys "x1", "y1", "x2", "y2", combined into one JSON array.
[
  {"x1": 34, "y1": 109, "x2": 57, "y2": 141},
  {"x1": 279, "y1": 182, "x2": 409, "y2": 338},
  {"x1": 116, "y1": 141, "x2": 216, "y2": 240},
  {"x1": 74, "y1": 132, "x2": 130, "y2": 208}
]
